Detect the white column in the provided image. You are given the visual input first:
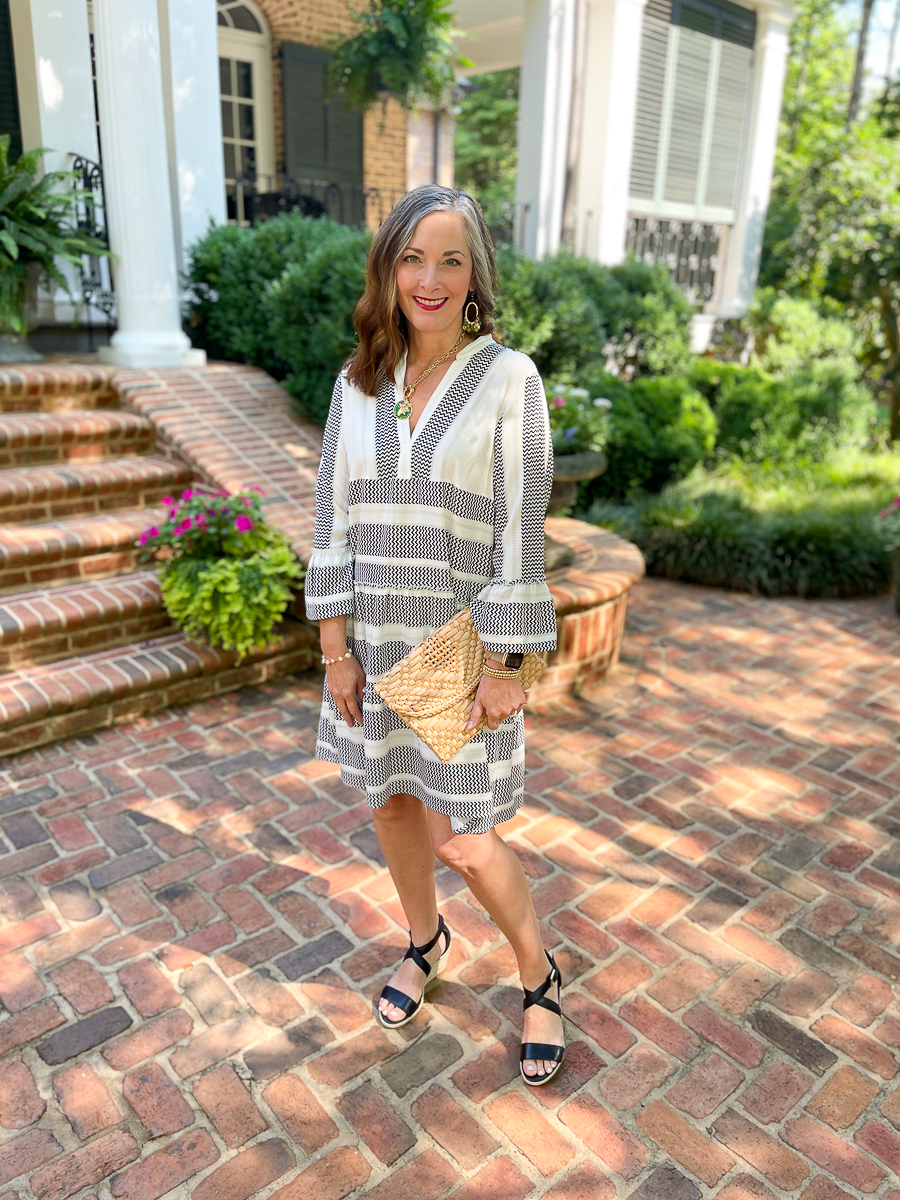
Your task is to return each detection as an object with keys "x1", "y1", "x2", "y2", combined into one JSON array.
[
  {"x1": 93, "y1": 0, "x2": 204, "y2": 367},
  {"x1": 710, "y1": 3, "x2": 792, "y2": 317},
  {"x1": 514, "y1": 0, "x2": 577, "y2": 258},
  {"x1": 9, "y1": 0, "x2": 100, "y2": 323},
  {"x1": 158, "y1": 0, "x2": 227, "y2": 267},
  {"x1": 570, "y1": 0, "x2": 647, "y2": 264}
]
